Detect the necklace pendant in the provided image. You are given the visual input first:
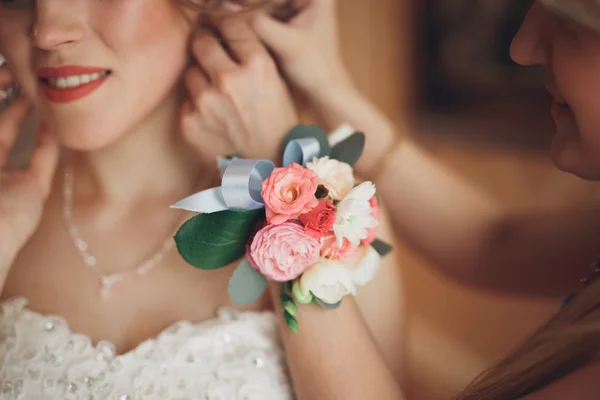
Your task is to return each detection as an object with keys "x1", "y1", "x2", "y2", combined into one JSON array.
[{"x1": 100, "y1": 274, "x2": 122, "y2": 300}]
